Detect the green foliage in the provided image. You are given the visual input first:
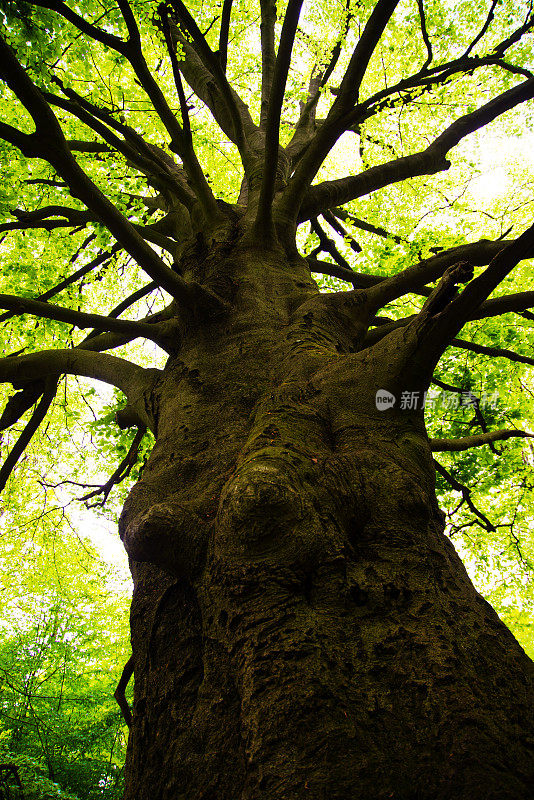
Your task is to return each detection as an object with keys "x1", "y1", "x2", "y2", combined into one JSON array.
[{"x1": 0, "y1": 474, "x2": 131, "y2": 799}]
